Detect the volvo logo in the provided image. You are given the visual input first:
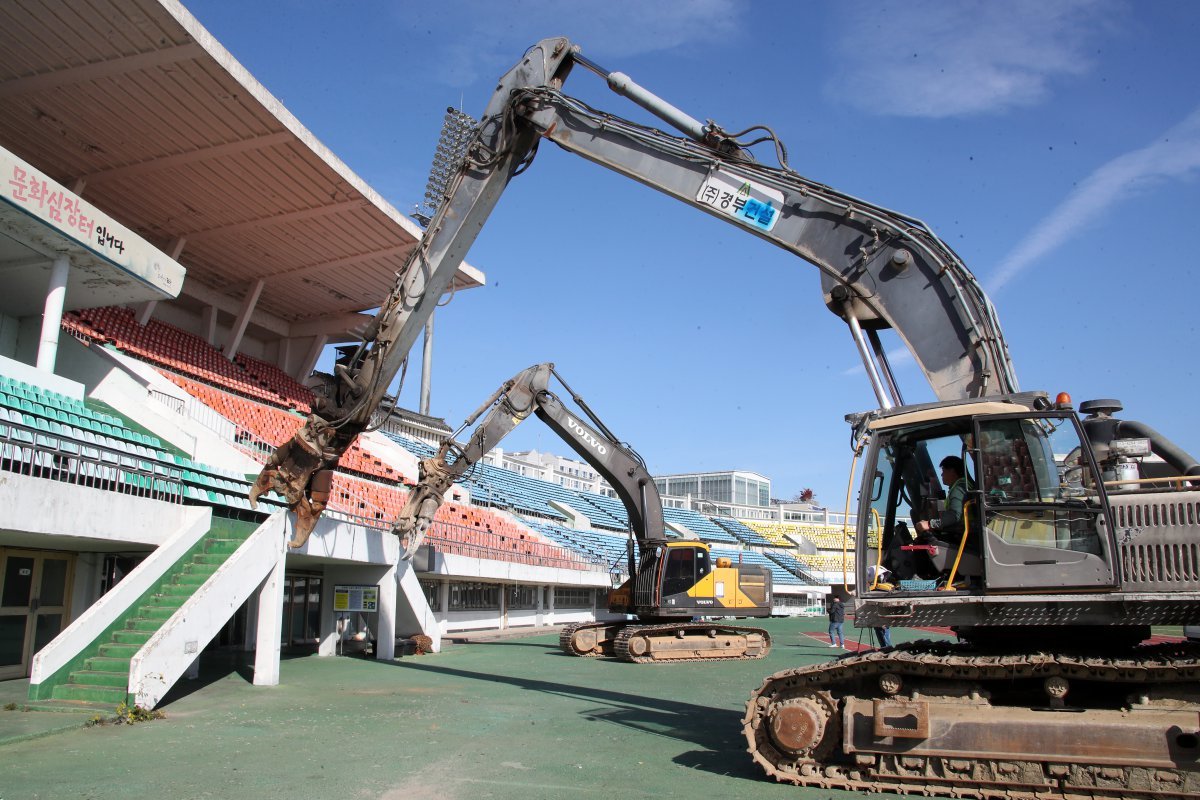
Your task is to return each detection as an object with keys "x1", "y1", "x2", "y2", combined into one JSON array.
[{"x1": 567, "y1": 416, "x2": 607, "y2": 455}]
